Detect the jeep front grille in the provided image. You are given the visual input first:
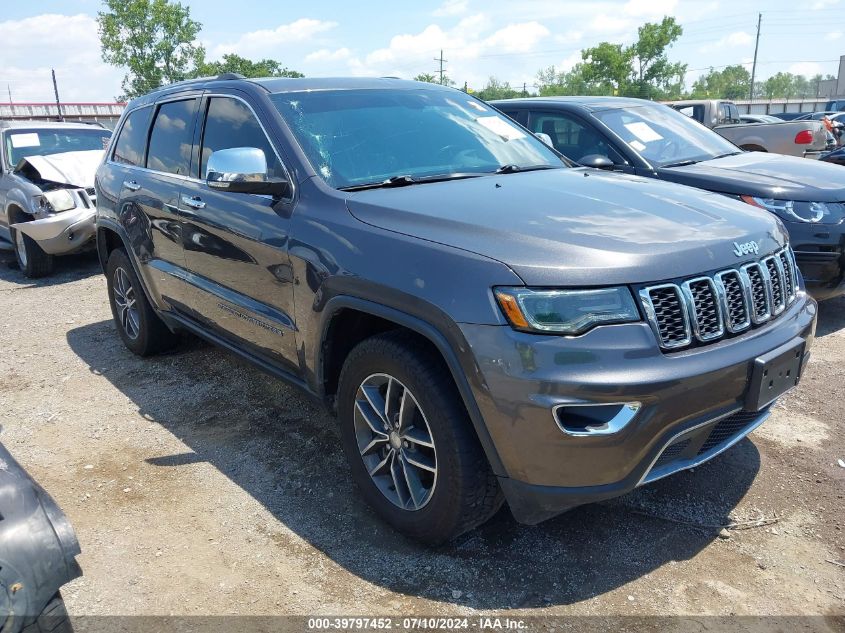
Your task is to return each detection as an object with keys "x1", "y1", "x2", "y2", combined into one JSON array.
[{"x1": 640, "y1": 247, "x2": 799, "y2": 351}]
